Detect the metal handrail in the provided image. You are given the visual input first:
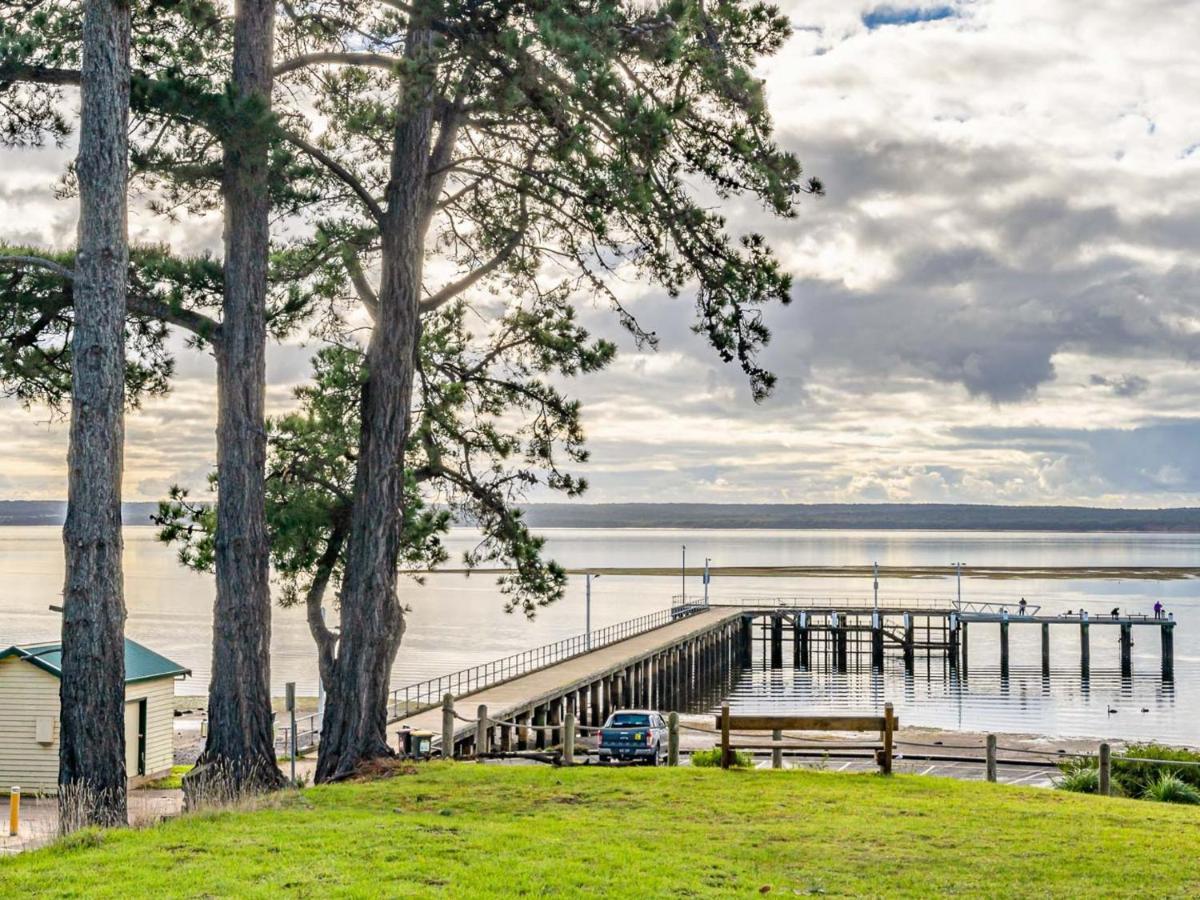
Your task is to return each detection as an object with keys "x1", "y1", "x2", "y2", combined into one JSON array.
[
  {"x1": 387, "y1": 604, "x2": 702, "y2": 719},
  {"x1": 275, "y1": 712, "x2": 321, "y2": 755},
  {"x1": 953, "y1": 600, "x2": 1042, "y2": 616},
  {"x1": 682, "y1": 596, "x2": 952, "y2": 611}
]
